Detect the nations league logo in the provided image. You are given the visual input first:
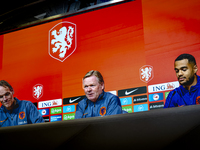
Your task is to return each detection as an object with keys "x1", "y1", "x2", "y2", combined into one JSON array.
[
  {"x1": 140, "y1": 65, "x2": 154, "y2": 83},
  {"x1": 33, "y1": 84, "x2": 43, "y2": 100},
  {"x1": 49, "y1": 21, "x2": 77, "y2": 62}
]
